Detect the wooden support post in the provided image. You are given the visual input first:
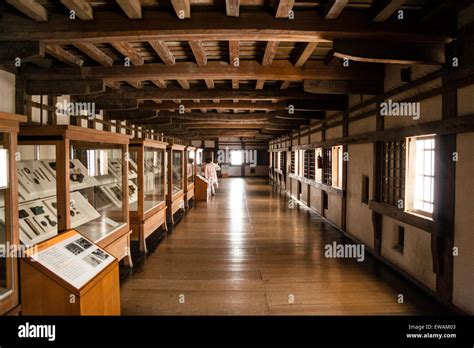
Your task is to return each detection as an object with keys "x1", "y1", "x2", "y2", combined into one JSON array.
[
  {"x1": 56, "y1": 139, "x2": 71, "y2": 232},
  {"x1": 341, "y1": 112, "x2": 348, "y2": 230},
  {"x1": 320, "y1": 123, "x2": 326, "y2": 217},
  {"x1": 372, "y1": 99, "x2": 384, "y2": 254},
  {"x1": 15, "y1": 74, "x2": 27, "y2": 116},
  {"x1": 102, "y1": 111, "x2": 111, "y2": 131},
  {"x1": 432, "y1": 72, "x2": 456, "y2": 303}
]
